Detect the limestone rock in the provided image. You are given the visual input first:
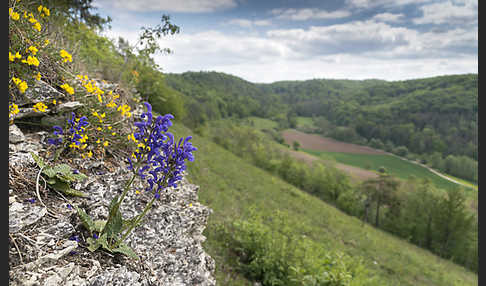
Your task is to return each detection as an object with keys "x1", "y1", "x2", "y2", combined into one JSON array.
[{"x1": 9, "y1": 124, "x2": 25, "y2": 144}]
